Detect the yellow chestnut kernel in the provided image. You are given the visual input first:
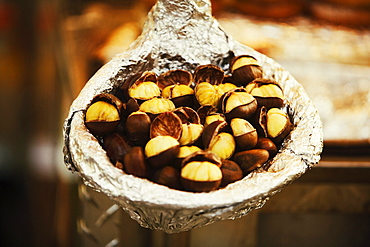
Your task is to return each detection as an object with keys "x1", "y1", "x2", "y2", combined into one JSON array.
[
  {"x1": 209, "y1": 132, "x2": 235, "y2": 160},
  {"x1": 248, "y1": 84, "x2": 284, "y2": 99},
  {"x1": 204, "y1": 114, "x2": 225, "y2": 128},
  {"x1": 230, "y1": 118, "x2": 254, "y2": 136},
  {"x1": 179, "y1": 123, "x2": 204, "y2": 146},
  {"x1": 267, "y1": 108, "x2": 289, "y2": 138},
  {"x1": 128, "y1": 81, "x2": 161, "y2": 100},
  {"x1": 195, "y1": 82, "x2": 223, "y2": 107},
  {"x1": 219, "y1": 83, "x2": 237, "y2": 94},
  {"x1": 85, "y1": 101, "x2": 119, "y2": 122},
  {"x1": 181, "y1": 161, "x2": 222, "y2": 182},
  {"x1": 139, "y1": 98, "x2": 175, "y2": 114},
  {"x1": 177, "y1": 146, "x2": 202, "y2": 158},
  {"x1": 231, "y1": 56, "x2": 259, "y2": 71},
  {"x1": 145, "y1": 135, "x2": 179, "y2": 157}
]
